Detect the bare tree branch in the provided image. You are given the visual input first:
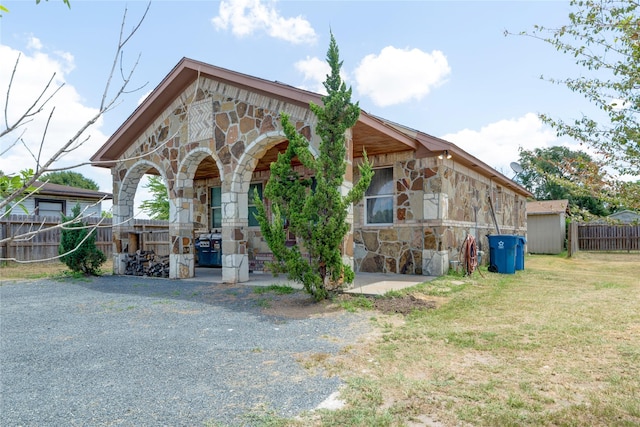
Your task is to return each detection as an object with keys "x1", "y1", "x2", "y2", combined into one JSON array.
[
  {"x1": 1, "y1": 53, "x2": 64, "y2": 139},
  {"x1": 0, "y1": 2, "x2": 151, "y2": 213}
]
